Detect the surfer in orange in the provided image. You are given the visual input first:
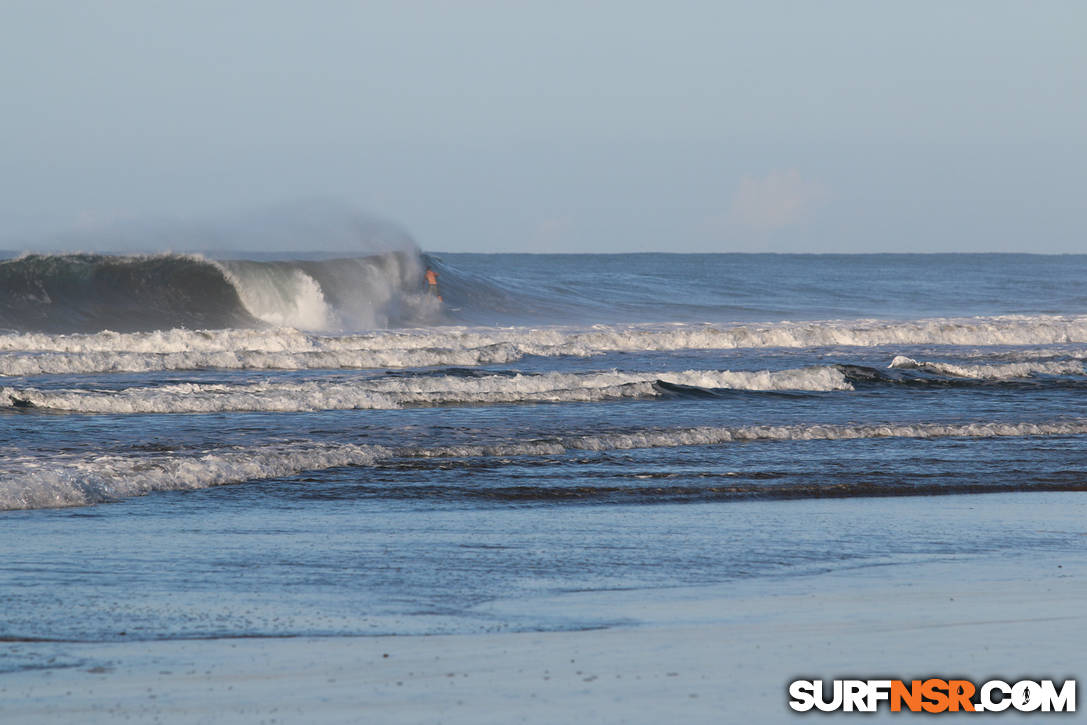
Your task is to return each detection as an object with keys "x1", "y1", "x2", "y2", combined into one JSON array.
[{"x1": 424, "y1": 268, "x2": 442, "y2": 302}]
